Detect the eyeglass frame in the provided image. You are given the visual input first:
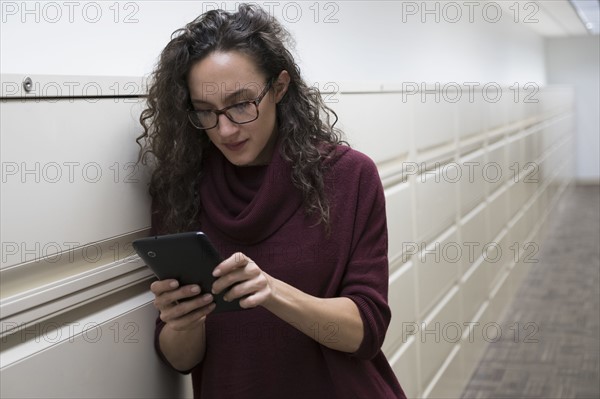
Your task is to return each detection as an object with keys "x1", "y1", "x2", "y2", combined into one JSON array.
[{"x1": 187, "y1": 79, "x2": 274, "y2": 130}]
